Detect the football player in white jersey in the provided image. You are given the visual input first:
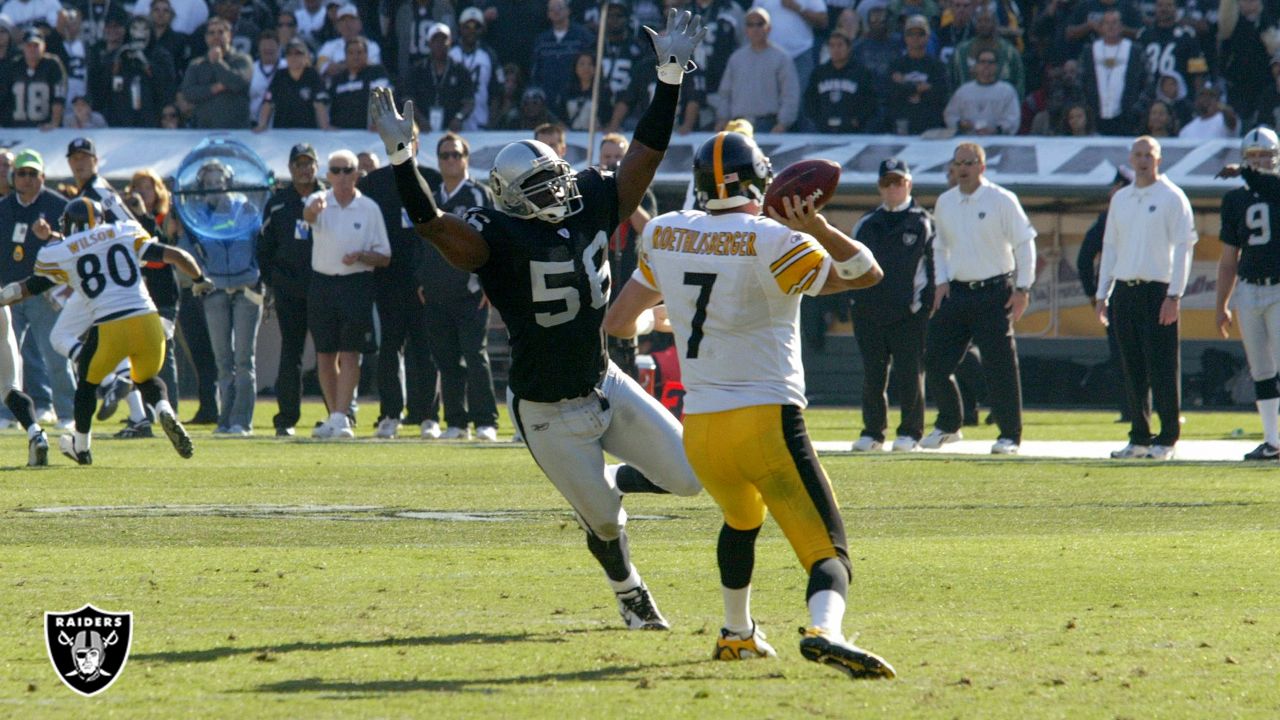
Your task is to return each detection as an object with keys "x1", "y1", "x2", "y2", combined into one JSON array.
[
  {"x1": 604, "y1": 132, "x2": 897, "y2": 680},
  {"x1": 0, "y1": 198, "x2": 212, "y2": 465},
  {"x1": 0, "y1": 305, "x2": 50, "y2": 466}
]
